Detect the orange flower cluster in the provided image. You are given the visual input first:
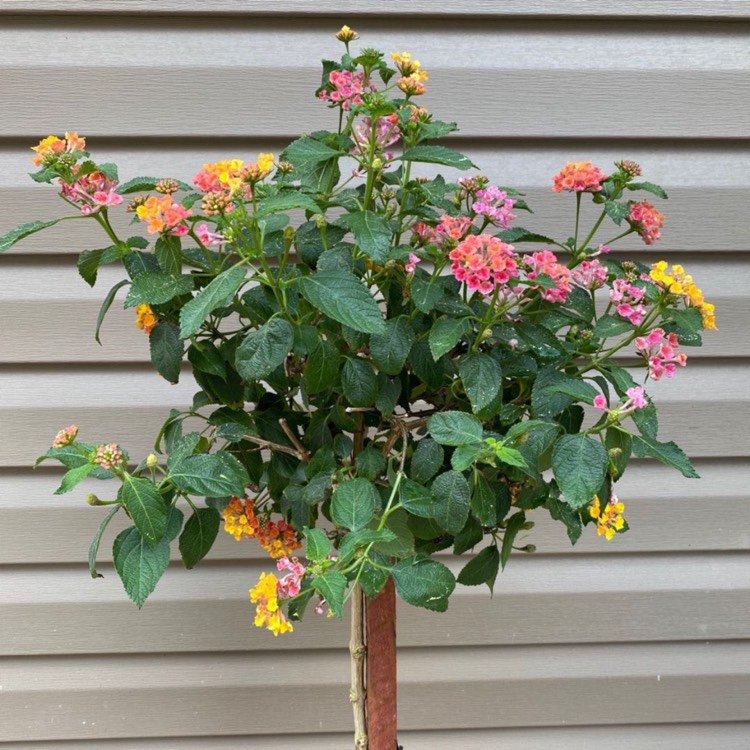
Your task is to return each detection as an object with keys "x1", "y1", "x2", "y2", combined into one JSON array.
[
  {"x1": 589, "y1": 494, "x2": 626, "y2": 541},
  {"x1": 249, "y1": 572, "x2": 294, "y2": 636},
  {"x1": 135, "y1": 304, "x2": 158, "y2": 334},
  {"x1": 135, "y1": 195, "x2": 192, "y2": 236},
  {"x1": 552, "y1": 161, "x2": 607, "y2": 193},
  {"x1": 31, "y1": 131, "x2": 86, "y2": 166},
  {"x1": 223, "y1": 497, "x2": 301, "y2": 558}
]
